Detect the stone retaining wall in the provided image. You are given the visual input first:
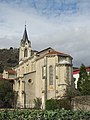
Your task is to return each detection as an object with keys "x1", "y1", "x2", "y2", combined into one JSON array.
[{"x1": 72, "y1": 96, "x2": 90, "y2": 111}]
